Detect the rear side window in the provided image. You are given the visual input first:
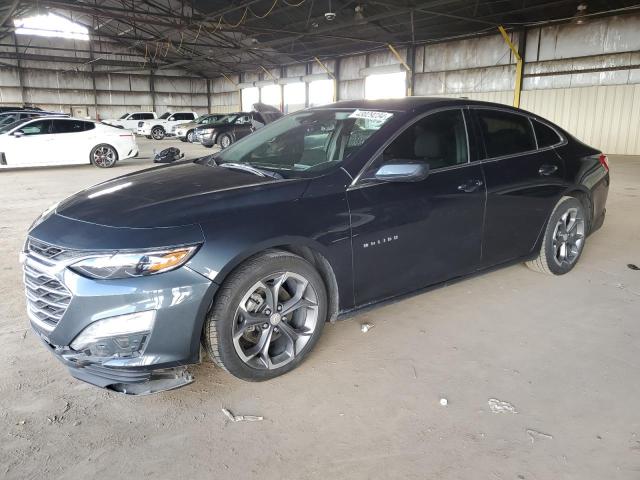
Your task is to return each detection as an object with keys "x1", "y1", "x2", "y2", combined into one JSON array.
[
  {"x1": 52, "y1": 119, "x2": 86, "y2": 134},
  {"x1": 138, "y1": 113, "x2": 154, "y2": 120},
  {"x1": 83, "y1": 121, "x2": 95, "y2": 131},
  {"x1": 476, "y1": 109, "x2": 536, "y2": 158},
  {"x1": 533, "y1": 119, "x2": 562, "y2": 148}
]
